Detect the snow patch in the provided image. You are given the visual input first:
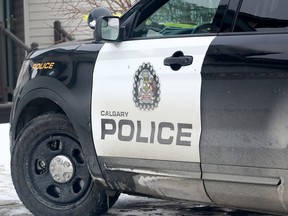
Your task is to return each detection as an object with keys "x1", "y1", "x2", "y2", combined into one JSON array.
[{"x1": 0, "y1": 124, "x2": 10, "y2": 170}]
